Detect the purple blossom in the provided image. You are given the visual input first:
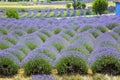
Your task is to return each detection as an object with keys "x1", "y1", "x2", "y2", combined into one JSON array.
[
  {"x1": 21, "y1": 51, "x2": 53, "y2": 67},
  {"x1": 88, "y1": 47, "x2": 120, "y2": 65},
  {"x1": 31, "y1": 75, "x2": 56, "y2": 80},
  {"x1": 0, "y1": 50, "x2": 20, "y2": 66},
  {"x1": 55, "y1": 51, "x2": 88, "y2": 64}
]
